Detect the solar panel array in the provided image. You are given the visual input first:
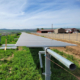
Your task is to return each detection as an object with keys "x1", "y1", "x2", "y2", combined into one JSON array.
[{"x1": 15, "y1": 32, "x2": 76, "y2": 47}]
